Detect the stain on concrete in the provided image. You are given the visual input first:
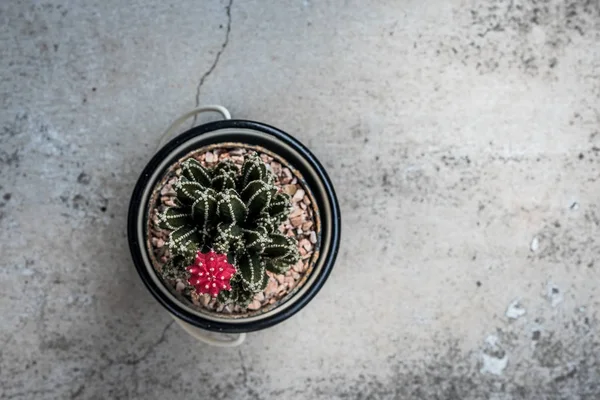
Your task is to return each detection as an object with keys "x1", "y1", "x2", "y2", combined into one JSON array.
[
  {"x1": 265, "y1": 332, "x2": 600, "y2": 399},
  {"x1": 39, "y1": 335, "x2": 72, "y2": 352},
  {"x1": 71, "y1": 194, "x2": 88, "y2": 210},
  {"x1": 440, "y1": 0, "x2": 600, "y2": 75},
  {"x1": 77, "y1": 172, "x2": 91, "y2": 185}
]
